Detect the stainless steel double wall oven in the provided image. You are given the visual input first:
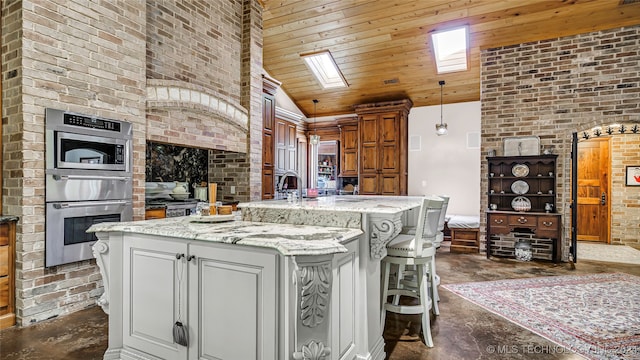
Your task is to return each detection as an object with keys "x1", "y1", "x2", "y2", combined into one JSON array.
[{"x1": 45, "y1": 109, "x2": 133, "y2": 267}]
